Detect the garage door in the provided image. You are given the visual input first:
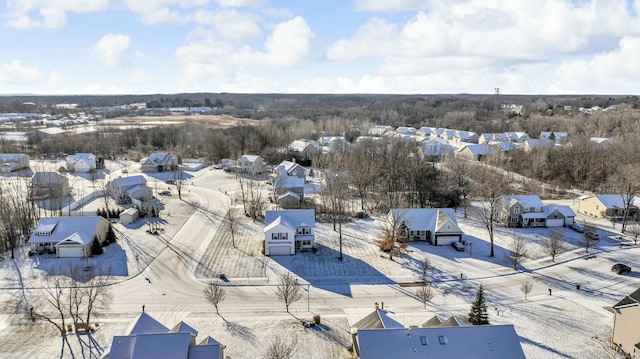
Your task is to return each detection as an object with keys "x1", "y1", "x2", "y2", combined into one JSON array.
[
  {"x1": 58, "y1": 247, "x2": 84, "y2": 258},
  {"x1": 268, "y1": 246, "x2": 292, "y2": 256},
  {"x1": 546, "y1": 219, "x2": 564, "y2": 227},
  {"x1": 434, "y1": 235, "x2": 461, "y2": 246}
]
